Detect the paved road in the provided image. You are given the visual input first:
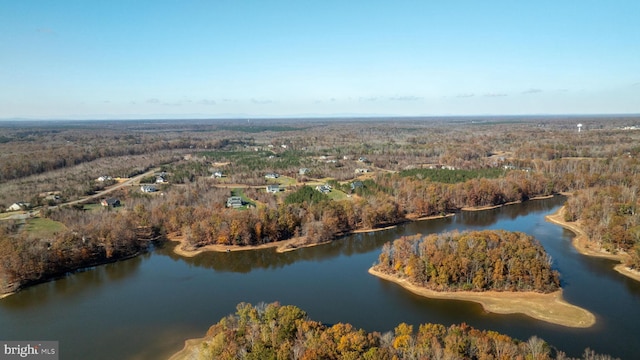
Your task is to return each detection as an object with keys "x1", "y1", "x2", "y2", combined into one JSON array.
[
  {"x1": 0, "y1": 168, "x2": 161, "y2": 220},
  {"x1": 52, "y1": 168, "x2": 161, "y2": 209}
]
